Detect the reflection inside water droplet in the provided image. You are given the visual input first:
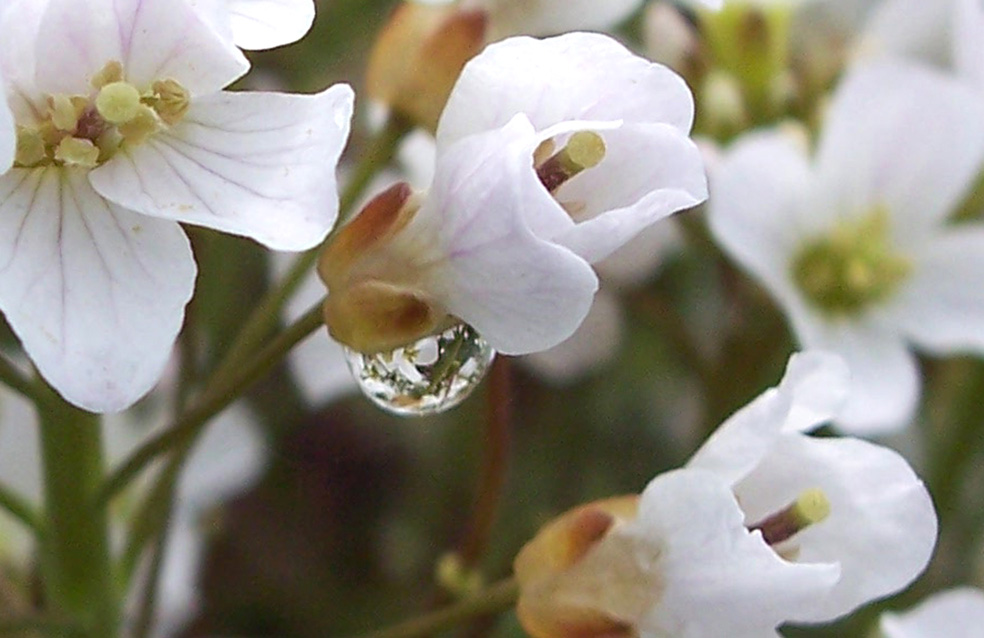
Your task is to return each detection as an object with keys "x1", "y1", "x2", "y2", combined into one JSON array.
[{"x1": 344, "y1": 323, "x2": 496, "y2": 416}]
